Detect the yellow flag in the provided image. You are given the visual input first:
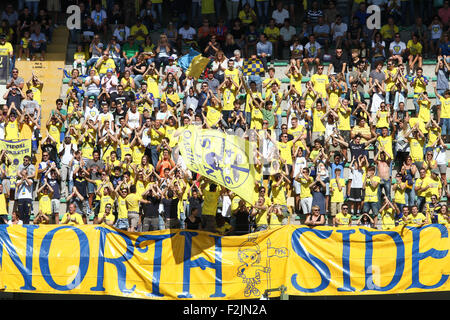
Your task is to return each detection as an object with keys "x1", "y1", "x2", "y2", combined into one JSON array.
[
  {"x1": 185, "y1": 55, "x2": 210, "y2": 79},
  {"x1": 179, "y1": 126, "x2": 258, "y2": 205}
]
